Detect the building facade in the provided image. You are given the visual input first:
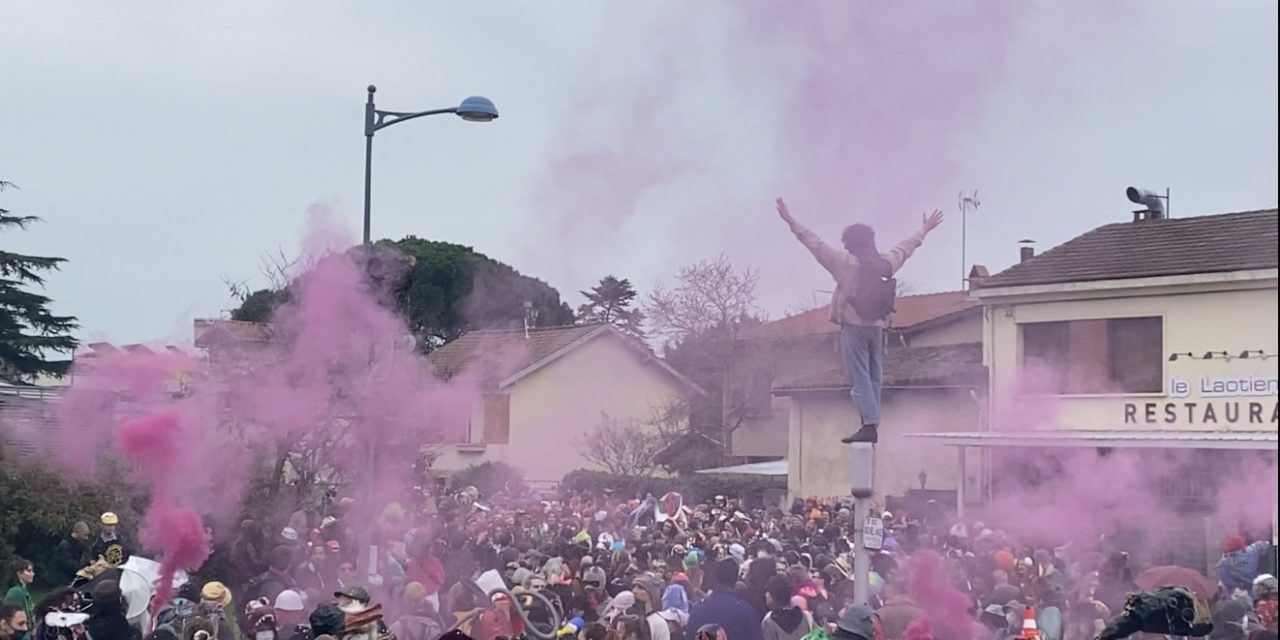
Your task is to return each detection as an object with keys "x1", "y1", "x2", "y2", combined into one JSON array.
[
  {"x1": 915, "y1": 207, "x2": 1278, "y2": 570},
  {"x1": 429, "y1": 324, "x2": 697, "y2": 485},
  {"x1": 727, "y1": 292, "x2": 986, "y2": 503}
]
